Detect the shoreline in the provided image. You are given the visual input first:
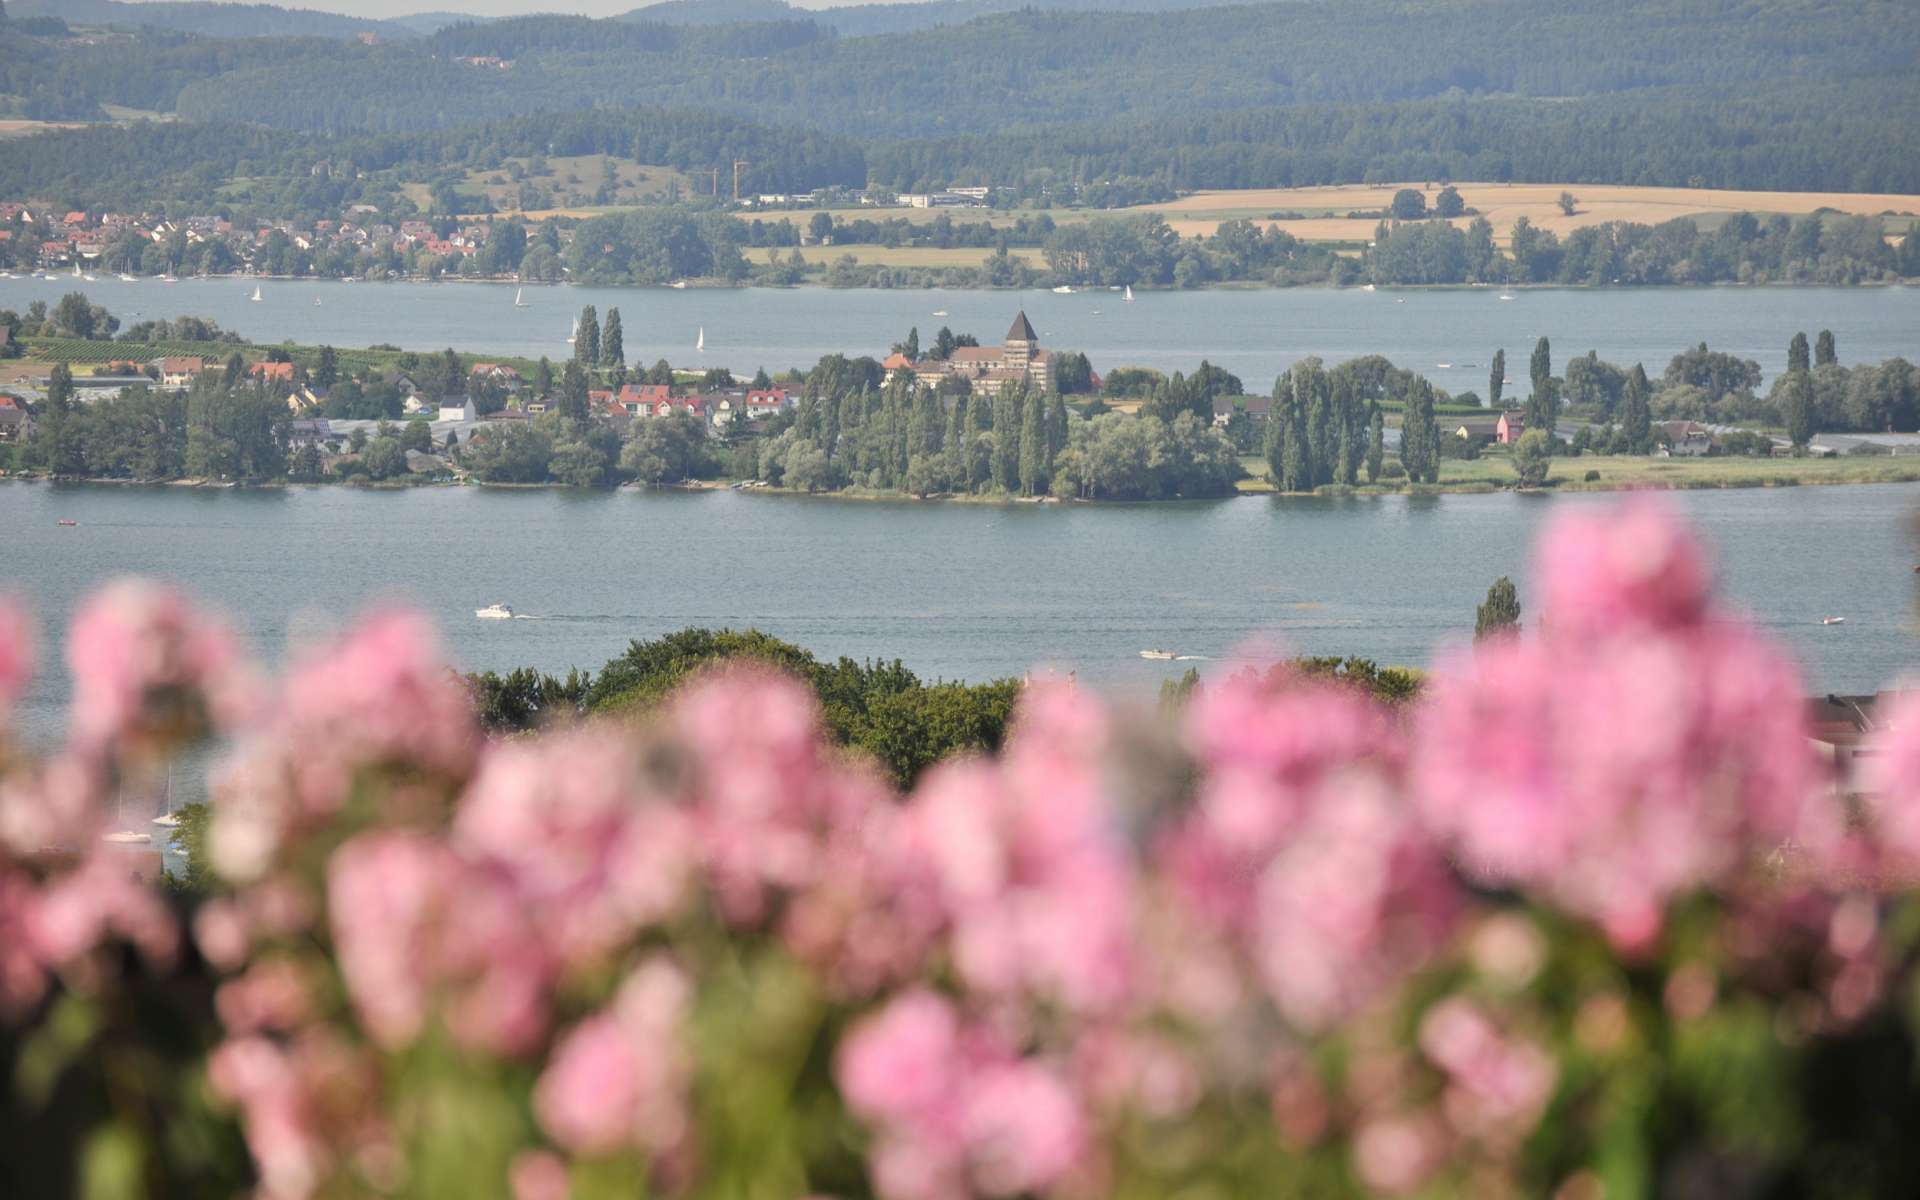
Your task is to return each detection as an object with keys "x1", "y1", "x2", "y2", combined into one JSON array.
[{"x1": 11, "y1": 465, "x2": 1920, "y2": 502}]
